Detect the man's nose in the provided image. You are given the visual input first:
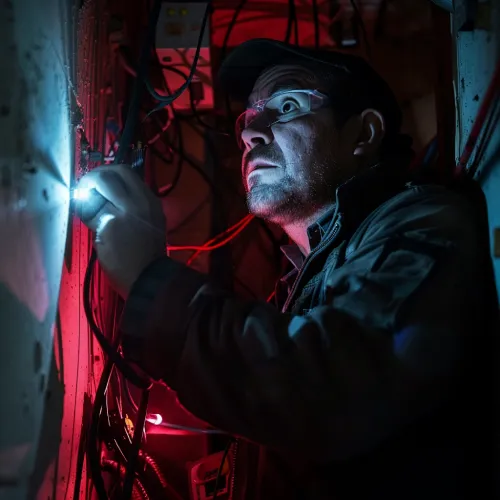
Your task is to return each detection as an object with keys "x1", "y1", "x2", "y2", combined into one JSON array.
[{"x1": 241, "y1": 121, "x2": 273, "y2": 149}]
